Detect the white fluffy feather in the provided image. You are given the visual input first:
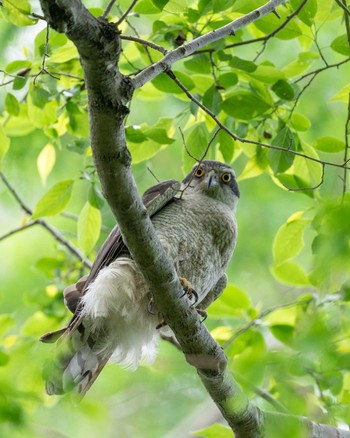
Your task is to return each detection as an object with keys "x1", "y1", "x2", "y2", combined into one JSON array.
[{"x1": 80, "y1": 257, "x2": 159, "y2": 370}]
